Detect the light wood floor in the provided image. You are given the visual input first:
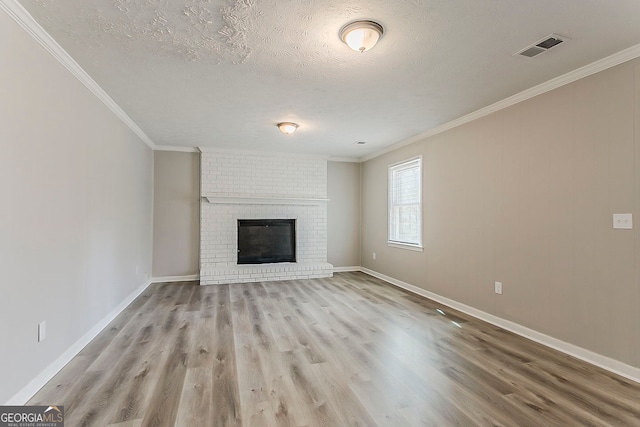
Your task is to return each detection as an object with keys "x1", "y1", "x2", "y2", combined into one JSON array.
[{"x1": 29, "y1": 272, "x2": 640, "y2": 426}]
